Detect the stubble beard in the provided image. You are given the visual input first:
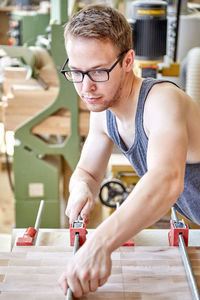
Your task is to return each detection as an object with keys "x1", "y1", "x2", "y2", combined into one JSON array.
[{"x1": 83, "y1": 80, "x2": 123, "y2": 113}]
